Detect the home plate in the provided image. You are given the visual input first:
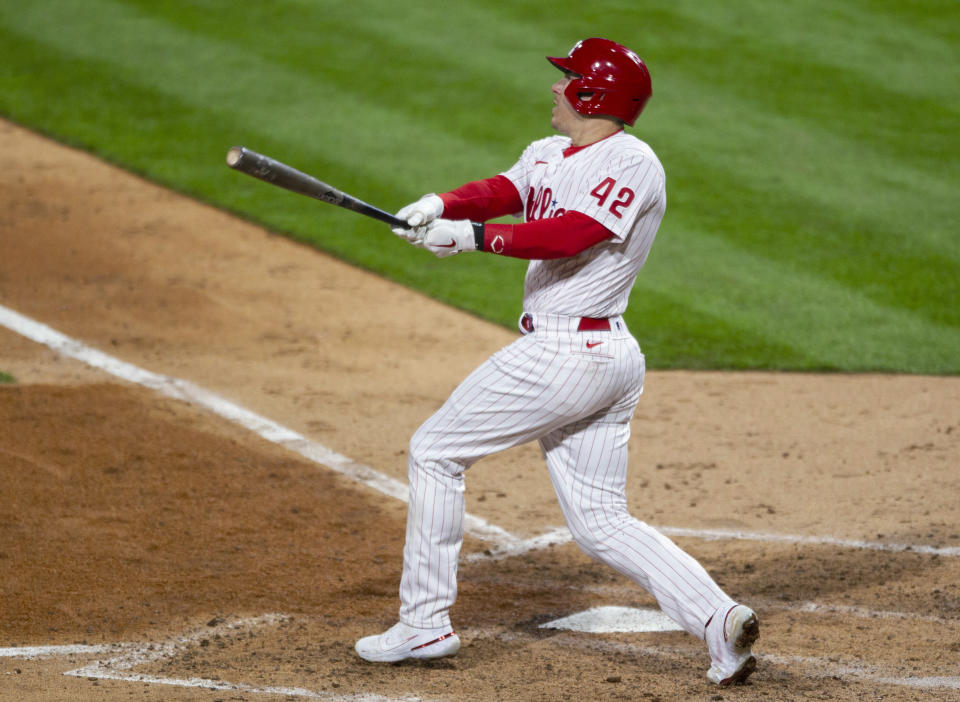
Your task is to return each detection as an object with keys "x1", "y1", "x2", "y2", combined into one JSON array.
[{"x1": 540, "y1": 606, "x2": 683, "y2": 633}]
